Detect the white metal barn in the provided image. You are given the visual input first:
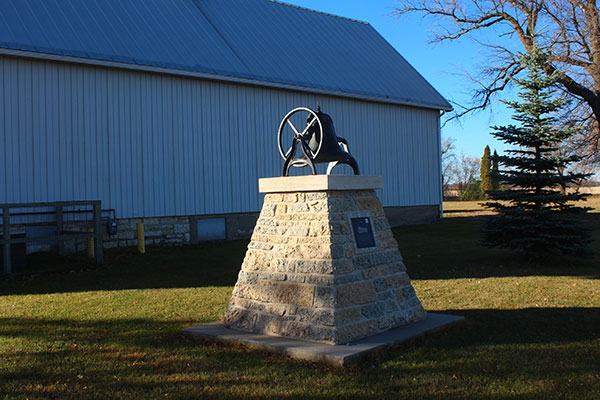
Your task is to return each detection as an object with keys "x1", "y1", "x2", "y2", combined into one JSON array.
[{"x1": 0, "y1": 0, "x2": 451, "y2": 246}]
